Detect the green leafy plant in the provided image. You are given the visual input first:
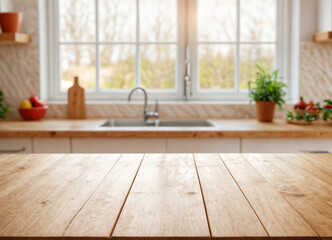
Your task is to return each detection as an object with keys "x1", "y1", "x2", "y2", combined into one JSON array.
[
  {"x1": 248, "y1": 65, "x2": 287, "y2": 110},
  {"x1": 286, "y1": 111, "x2": 318, "y2": 122},
  {"x1": 0, "y1": 90, "x2": 12, "y2": 119},
  {"x1": 322, "y1": 99, "x2": 332, "y2": 121}
]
